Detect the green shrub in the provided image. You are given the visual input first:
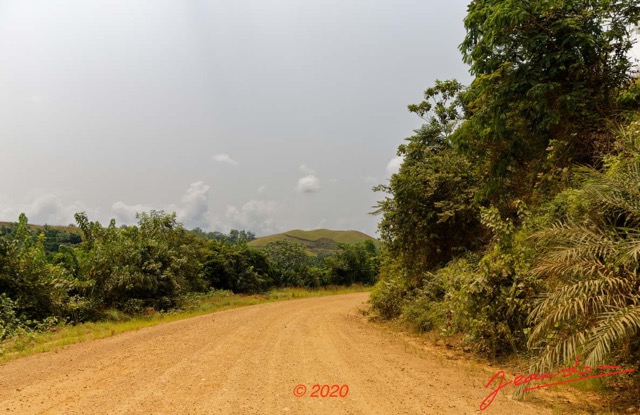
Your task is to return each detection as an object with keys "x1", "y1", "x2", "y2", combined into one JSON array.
[
  {"x1": 370, "y1": 253, "x2": 409, "y2": 319},
  {"x1": 0, "y1": 214, "x2": 73, "y2": 323},
  {"x1": 376, "y1": 208, "x2": 542, "y2": 358},
  {"x1": 326, "y1": 241, "x2": 380, "y2": 286},
  {"x1": 62, "y1": 211, "x2": 210, "y2": 314},
  {"x1": 401, "y1": 286, "x2": 443, "y2": 333},
  {"x1": 204, "y1": 242, "x2": 273, "y2": 294},
  {"x1": 0, "y1": 294, "x2": 22, "y2": 340}
]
